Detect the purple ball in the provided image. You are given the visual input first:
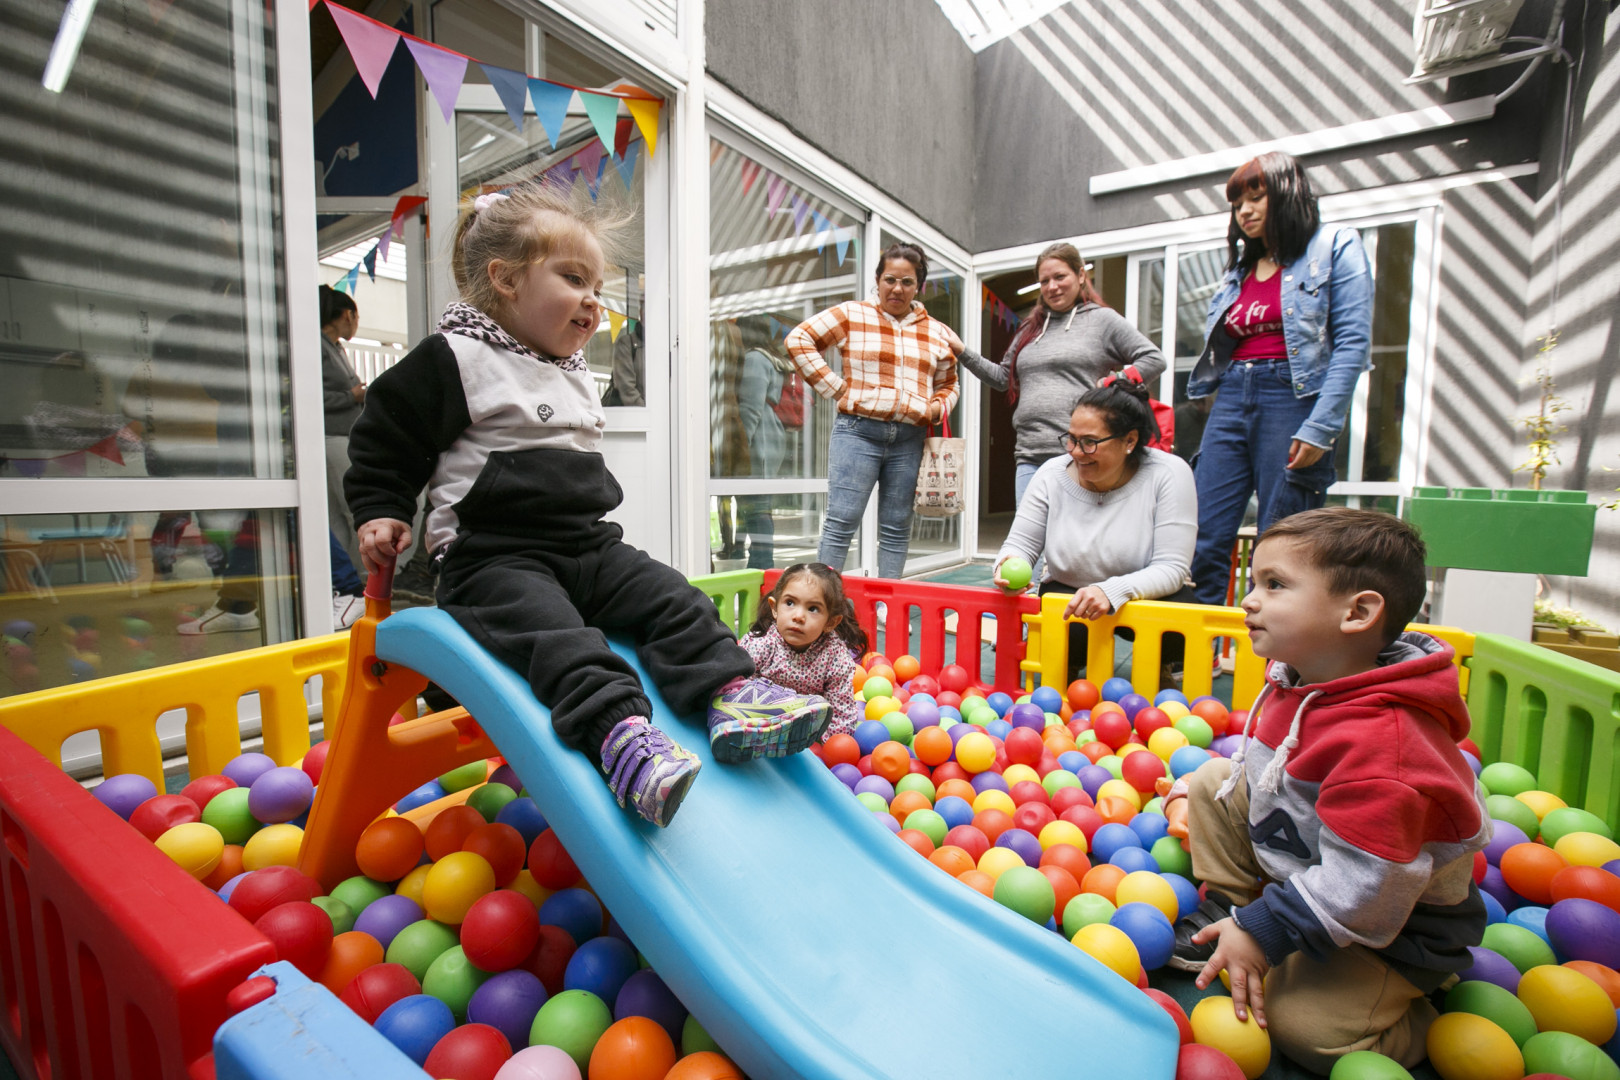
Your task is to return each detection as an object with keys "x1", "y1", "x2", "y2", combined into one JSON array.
[
  {"x1": 1117, "y1": 693, "x2": 1150, "y2": 721},
  {"x1": 1077, "y1": 765, "x2": 1113, "y2": 800},
  {"x1": 1604, "y1": 859, "x2": 1620, "y2": 880},
  {"x1": 614, "y1": 969, "x2": 688, "y2": 1044},
  {"x1": 248, "y1": 766, "x2": 314, "y2": 824},
  {"x1": 1484, "y1": 820, "x2": 1531, "y2": 865},
  {"x1": 995, "y1": 827, "x2": 1044, "y2": 867},
  {"x1": 1546, "y1": 898, "x2": 1620, "y2": 969},
  {"x1": 874, "y1": 811, "x2": 901, "y2": 834},
  {"x1": 487, "y1": 764, "x2": 521, "y2": 792},
  {"x1": 1480, "y1": 864, "x2": 1524, "y2": 913},
  {"x1": 908, "y1": 702, "x2": 942, "y2": 731},
  {"x1": 1465, "y1": 945, "x2": 1522, "y2": 993},
  {"x1": 1461, "y1": 750, "x2": 1483, "y2": 777},
  {"x1": 1005, "y1": 703, "x2": 1046, "y2": 731},
  {"x1": 93, "y1": 774, "x2": 157, "y2": 820},
  {"x1": 853, "y1": 775, "x2": 895, "y2": 802},
  {"x1": 217, "y1": 871, "x2": 252, "y2": 902},
  {"x1": 354, "y1": 894, "x2": 424, "y2": 950},
  {"x1": 221, "y1": 752, "x2": 277, "y2": 788},
  {"x1": 970, "y1": 771, "x2": 1009, "y2": 795},
  {"x1": 466, "y1": 969, "x2": 546, "y2": 1048},
  {"x1": 831, "y1": 763, "x2": 863, "y2": 790}
]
